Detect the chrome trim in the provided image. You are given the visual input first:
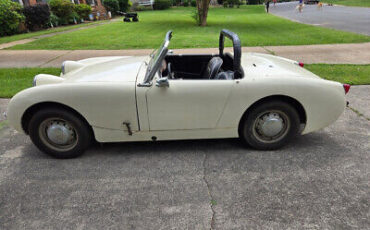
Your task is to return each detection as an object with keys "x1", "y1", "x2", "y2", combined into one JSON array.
[
  {"x1": 61, "y1": 61, "x2": 66, "y2": 75},
  {"x1": 32, "y1": 75, "x2": 38, "y2": 86},
  {"x1": 156, "y1": 77, "x2": 169, "y2": 87},
  {"x1": 137, "y1": 82, "x2": 153, "y2": 87}
]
